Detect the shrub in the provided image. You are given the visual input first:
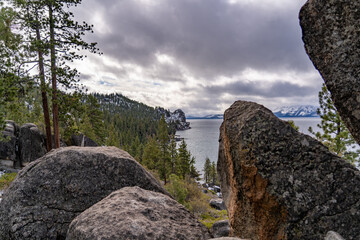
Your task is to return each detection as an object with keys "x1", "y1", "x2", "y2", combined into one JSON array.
[{"x1": 0, "y1": 172, "x2": 17, "y2": 190}]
